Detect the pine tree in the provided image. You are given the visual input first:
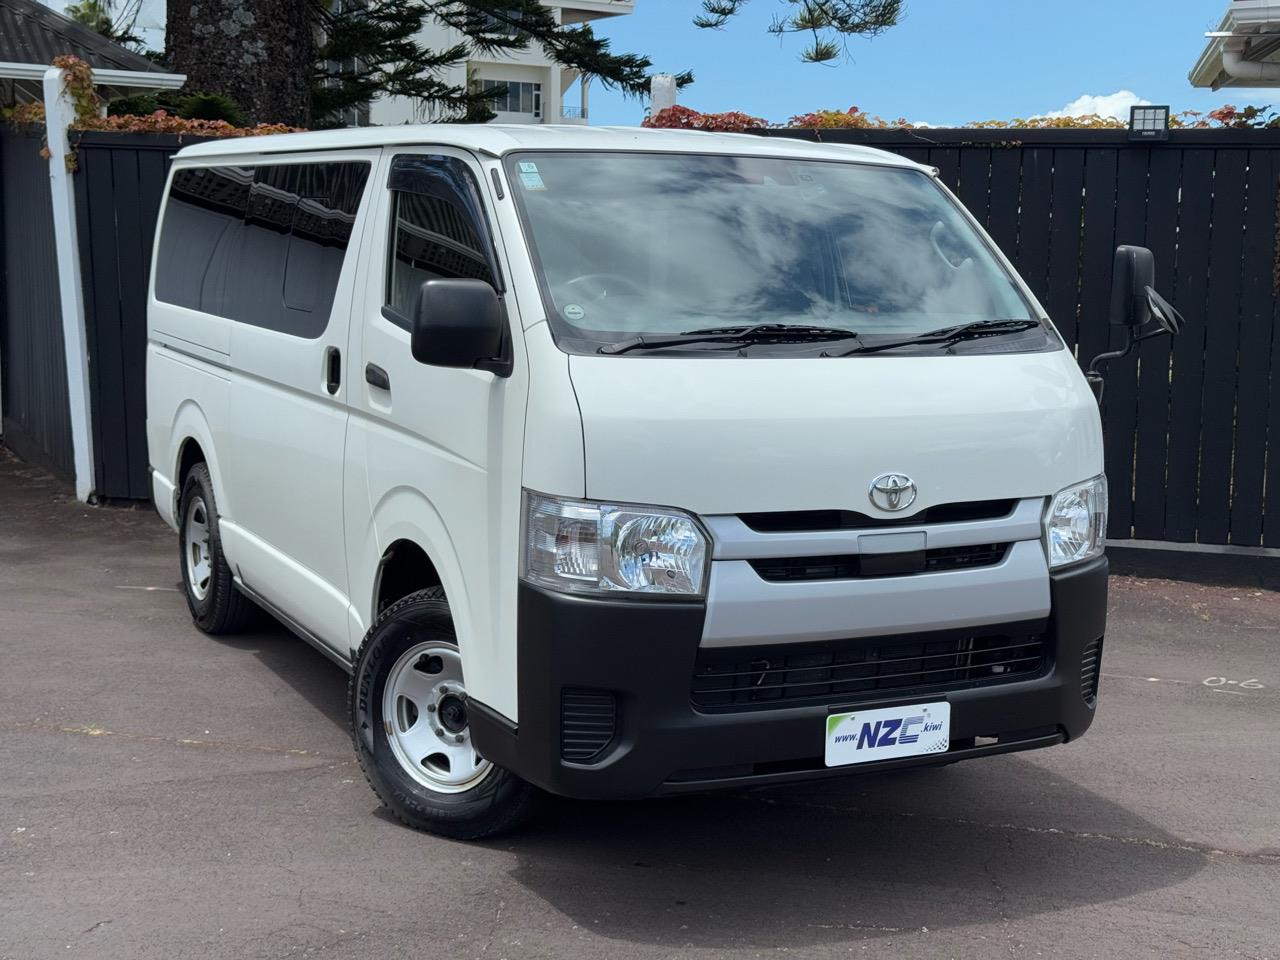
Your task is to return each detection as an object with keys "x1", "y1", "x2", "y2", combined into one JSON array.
[
  {"x1": 167, "y1": 0, "x2": 691, "y2": 129},
  {"x1": 694, "y1": 0, "x2": 901, "y2": 63}
]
